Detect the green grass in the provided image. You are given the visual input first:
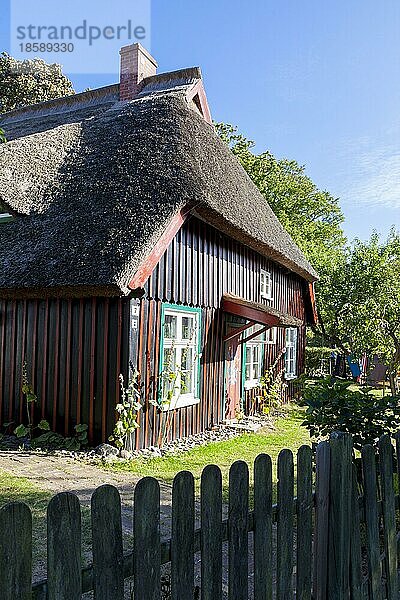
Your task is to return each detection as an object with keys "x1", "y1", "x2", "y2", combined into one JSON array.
[
  {"x1": 109, "y1": 405, "x2": 311, "y2": 500},
  {"x1": 0, "y1": 471, "x2": 93, "y2": 580}
]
